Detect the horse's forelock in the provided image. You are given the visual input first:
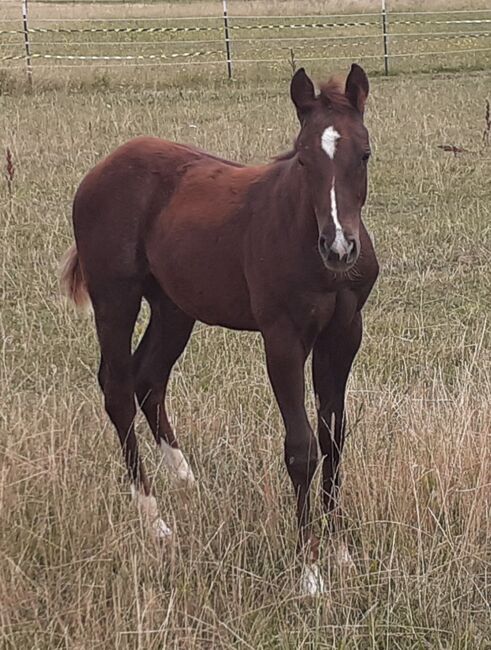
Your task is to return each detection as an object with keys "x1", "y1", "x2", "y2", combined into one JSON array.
[{"x1": 318, "y1": 76, "x2": 352, "y2": 111}]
